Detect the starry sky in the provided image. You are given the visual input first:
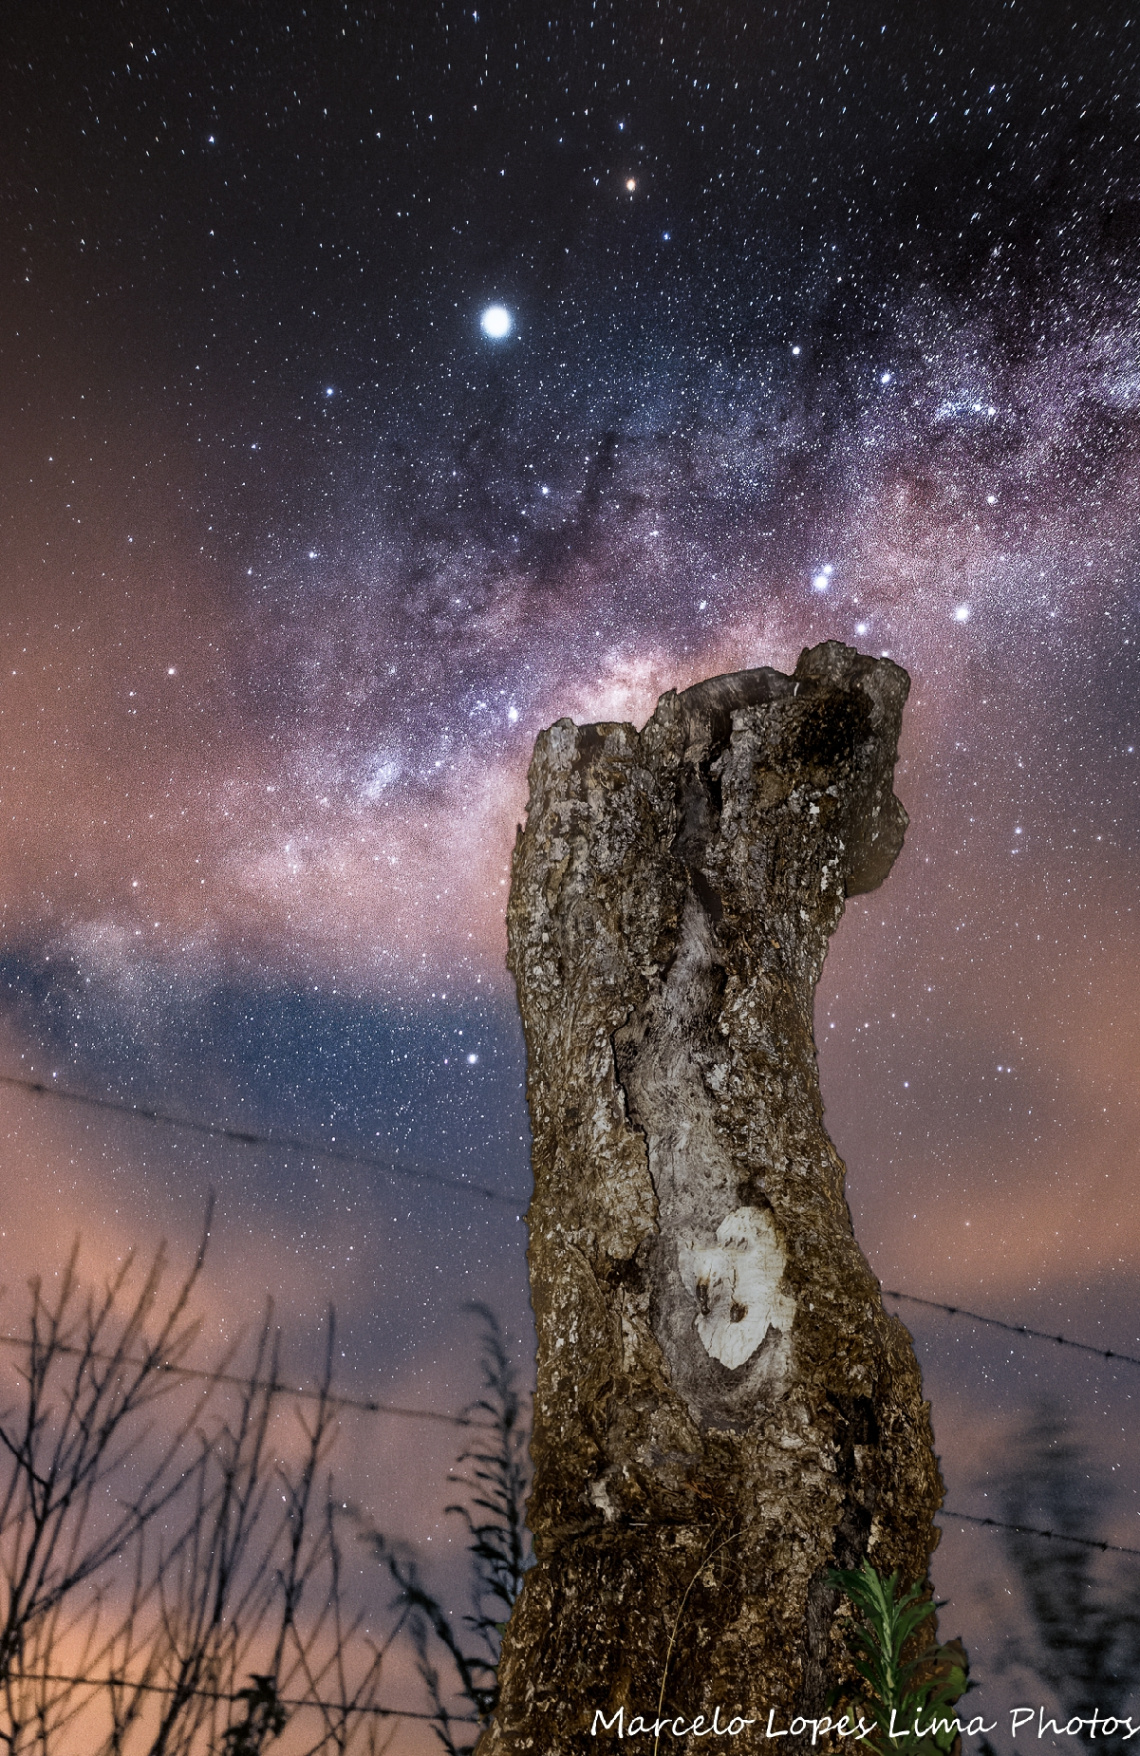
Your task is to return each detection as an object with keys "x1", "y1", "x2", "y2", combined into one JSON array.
[{"x1": 3, "y1": 0, "x2": 1140, "y2": 1738}]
